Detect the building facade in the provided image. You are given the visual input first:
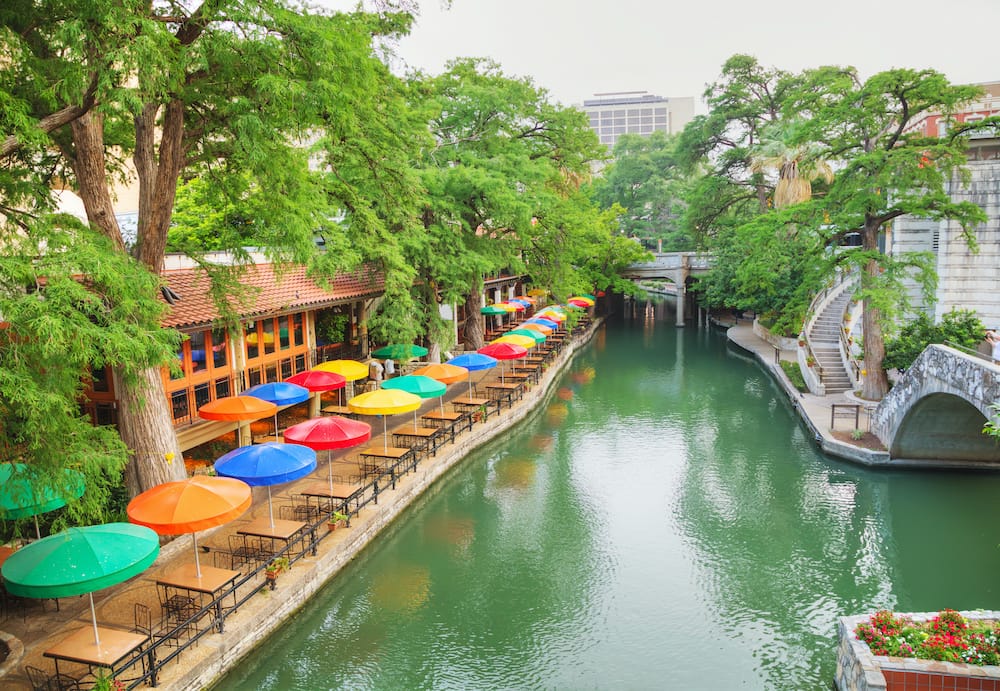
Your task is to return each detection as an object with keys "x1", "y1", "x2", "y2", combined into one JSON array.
[
  {"x1": 892, "y1": 82, "x2": 1000, "y2": 329},
  {"x1": 581, "y1": 91, "x2": 694, "y2": 150}
]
